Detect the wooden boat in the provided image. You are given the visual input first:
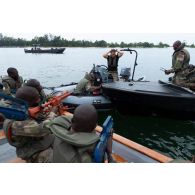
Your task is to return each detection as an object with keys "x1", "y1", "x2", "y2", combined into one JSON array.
[
  {"x1": 0, "y1": 112, "x2": 172, "y2": 163},
  {"x1": 24, "y1": 45, "x2": 65, "y2": 54}
]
